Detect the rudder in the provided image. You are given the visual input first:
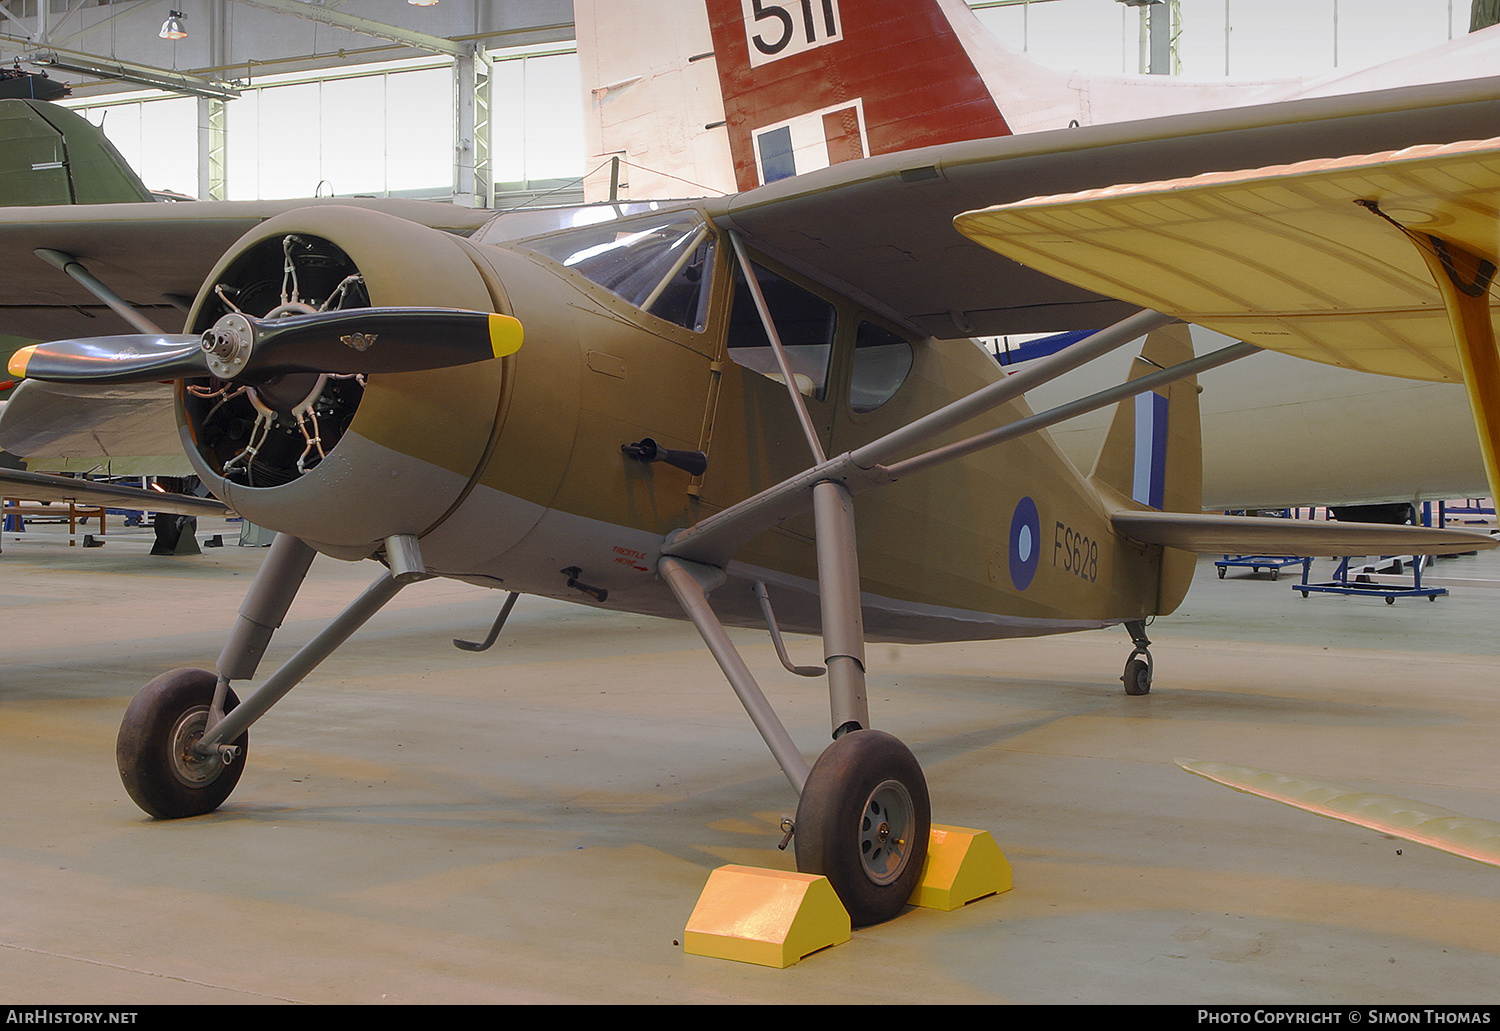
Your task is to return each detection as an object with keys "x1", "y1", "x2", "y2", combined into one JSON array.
[{"x1": 1089, "y1": 322, "x2": 1202, "y2": 613}]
